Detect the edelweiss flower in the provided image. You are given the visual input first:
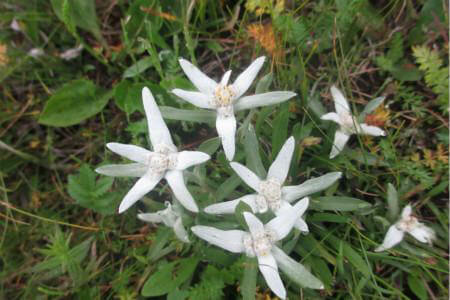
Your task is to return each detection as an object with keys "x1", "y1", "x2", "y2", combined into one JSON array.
[
  {"x1": 96, "y1": 87, "x2": 210, "y2": 213},
  {"x1": 172, "y1": 56, "x2": 296, "y2": 160},
  {"x1": 204, "y1": 136, "x2": 342, "y2": 232},
  {"x1": 138, "y1": 202, "x2": 189, "y2": 243},
  {"x1": 321, "y1": 85, "x2": 386, "y2": 159},
  {"x1": 375, "y1": 204, "x2": 436, "y2": 252},
  {"x1": 192, "y1": 198, "x2": 319, "y2": 299}
]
